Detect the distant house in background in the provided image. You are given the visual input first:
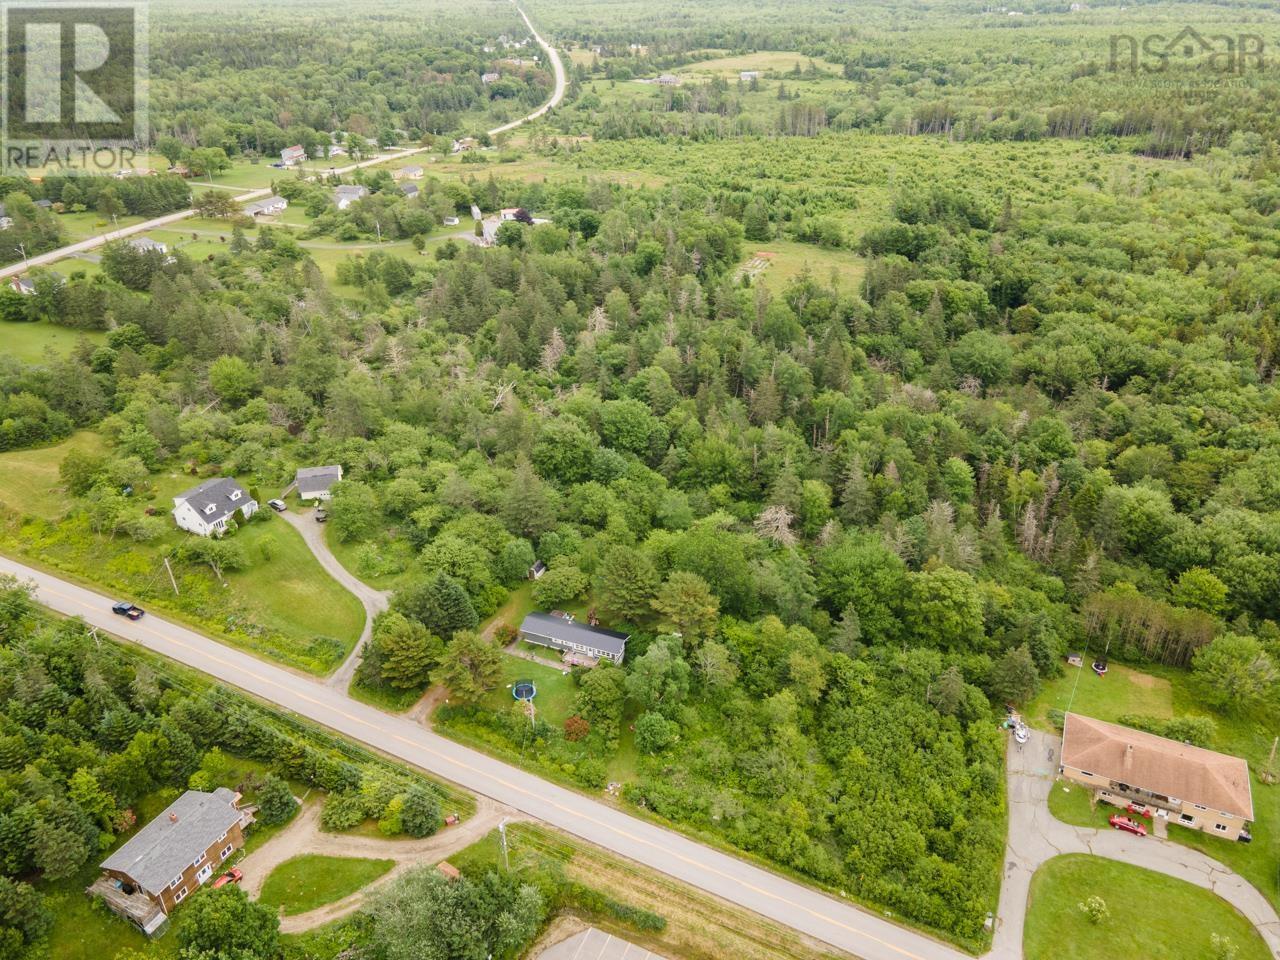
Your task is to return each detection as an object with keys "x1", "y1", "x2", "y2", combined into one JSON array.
[
  {"x1": 539, "y1": 927, "x2": 669, "y2": 960},
  {"x1": 334, "y1": 185, "x2": 369, "y2": 210},
  {"x1": 33, "y1": 198, "x2": 53, "y2": 210},
  {"x1": 443, "y1": 215, "x2": 460, "y2": 226},
  {"x1": 90, "y1": 788, "x2": 252, "y2": 936},
  {"x1": 128, "y1": 236, "x2": 168, "y2": 255},
  {"x1": 740, "y1": 70, "x2": 761, "y2": 81},
  {"x1": 519, "y1": 611, "x2": 629, "y2": 664},
  {"x1": 280, "y1": 144, "x2": 307, "y2": 166},
  {"x1": 8, "y1": 276, "x2": 34, "y2": 295},
  {"x1": 172, "y1": 477, "x2": 258, "y2": 537},
  {"x1": 481, "y1": 71, "x2": 501, "y2": 84},
  {"x1": 295, "y1": 464, "x2": 343, "y2": 501},
  {"x1": 453, "y1": 137, "x2": 479, "y2": 153},
  {"x1": 399, "y1": 183, "x2": 420, "y2": 199},
  {"x1": 1059, "y1": 713, "x2": 1254, "y2": 841},
  {"x1": 500, "y1": 207, "x2": 521, "y2": 221},
  {"x1": 656, "y1": 73, "x2": 680, "y2": 85},
  {"x1": 394, "y1": 165, "x2": 424, "y2": 181},
  {"x1": 242, "y1": 196, "x2": 288, "y2": 217}
]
